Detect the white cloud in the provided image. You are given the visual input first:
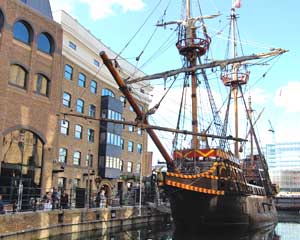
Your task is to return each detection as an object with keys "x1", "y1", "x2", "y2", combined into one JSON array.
[
  {"x1": 274, "y1": 81, "x2": 300, "y2": 113},
  {"x1": 50, "y1": 0, "x2": 145, "y2": 20}
]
